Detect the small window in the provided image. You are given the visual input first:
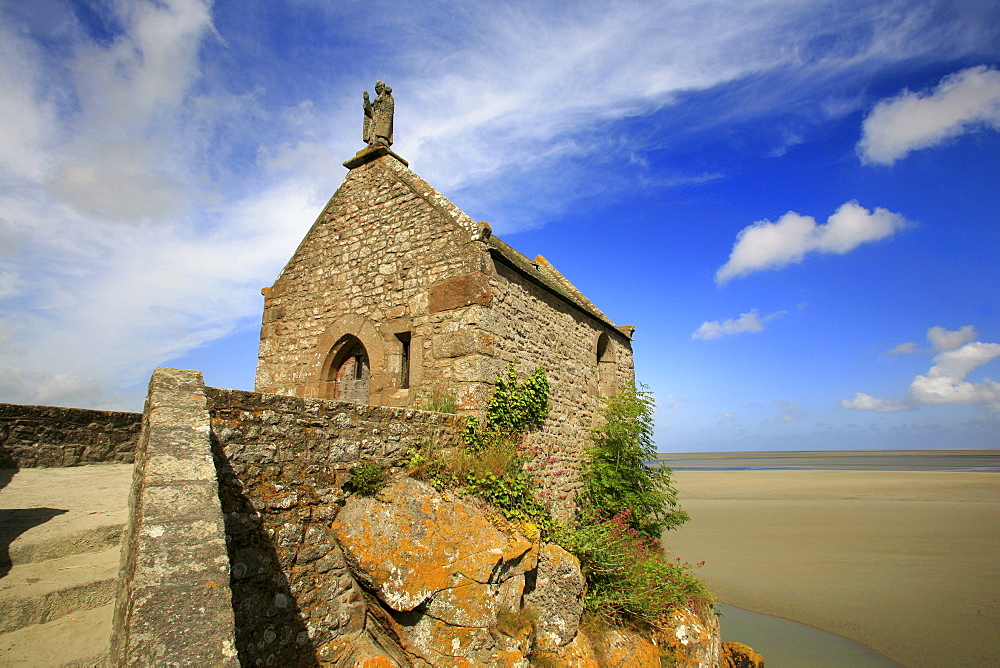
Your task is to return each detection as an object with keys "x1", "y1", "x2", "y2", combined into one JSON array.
[
  {"x1": 396, "y1": 332, "x2": 411, "y2": 389},
  {"x1": 596, "y1": 332, "x2": 614, "y2": 396},
  {"x1": 596, "y1": 332, "x2": 609, "y2": 366}
]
